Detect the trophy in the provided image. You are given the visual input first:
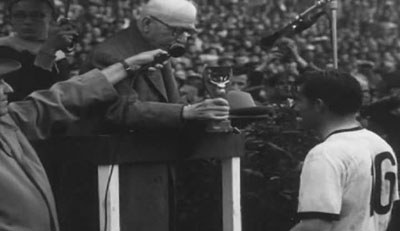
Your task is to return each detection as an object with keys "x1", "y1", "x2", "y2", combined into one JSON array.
[{"x1": 203, "y1": 66, "x2": 234, "y2": 133}]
